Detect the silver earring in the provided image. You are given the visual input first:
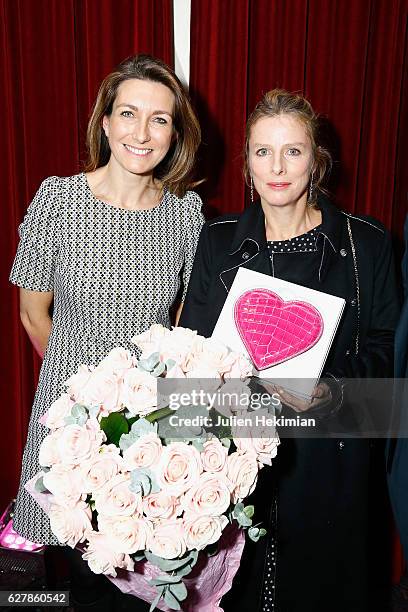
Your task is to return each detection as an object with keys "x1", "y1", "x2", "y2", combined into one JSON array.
[
  {"x1": 308, "y1": 173, "x2": 315, "y2": 206},
  {"x1": 250, "y1": 176, "x2": 254, "y2": 203}
]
